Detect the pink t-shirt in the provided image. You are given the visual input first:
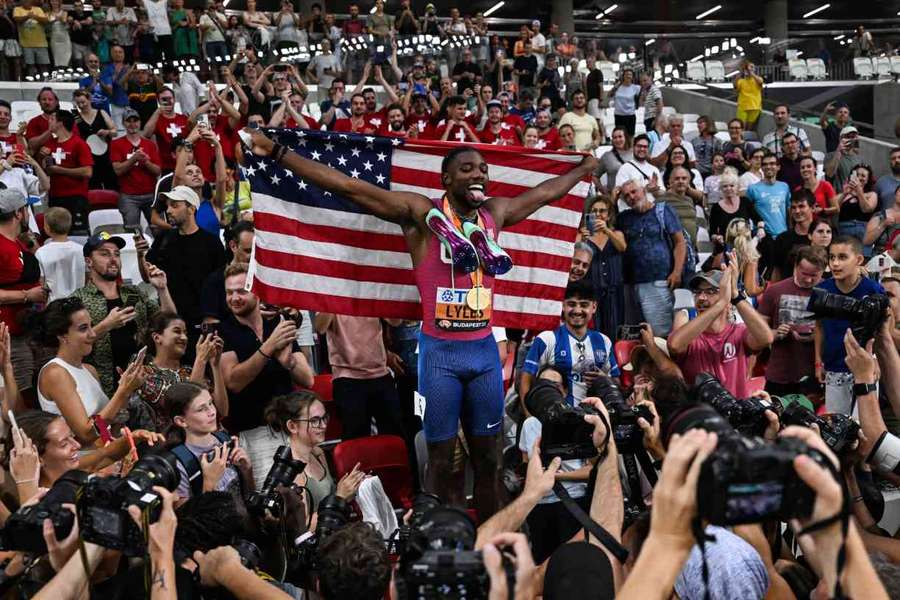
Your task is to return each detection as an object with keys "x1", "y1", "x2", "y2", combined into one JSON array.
[
  {"x1": 325, "y1": 315, "x2": 389, "y2": 380},
  {"x1": 677, "y1": 323, "x2": 751, "y2": 398}
]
